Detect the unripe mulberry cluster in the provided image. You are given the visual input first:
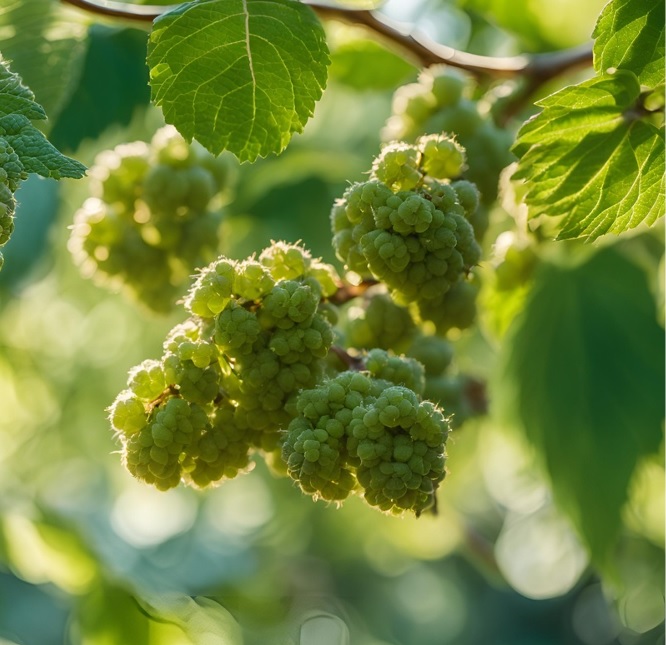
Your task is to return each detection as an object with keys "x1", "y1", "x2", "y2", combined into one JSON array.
[
  {"x1": 339, "y1": 286, "x2": 483, "y2": 429},
  {"x1": 109, "y1": 242, "x2": 340, "y2": 490},
  {"x1": 108, "y1": 135, "x2": 491, "y2": 514},
  {"x1": 282, "y1": 363, "x2": 450, "y2": 516},
  {"x1": 383, "y1": 67, "x2": 514, "y2": 211},
  {"x1": 69, "y1": 126, "x2": 237, "y2": 312},
  {"x1": 331, "y1": 134, "x2": 481, "y2": 332}
]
